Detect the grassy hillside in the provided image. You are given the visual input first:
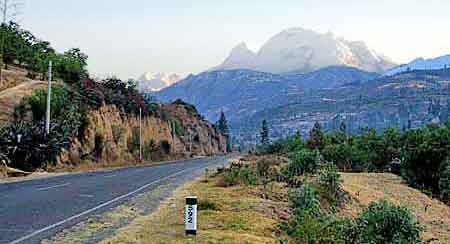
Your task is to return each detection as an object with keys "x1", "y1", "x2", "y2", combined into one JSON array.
[
  {"x1": 341, "y1": 173, "x2": 450, "y2": 243},
  {"x1": 100, "y1": 170, "x2": 450, "y2": 243}
]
